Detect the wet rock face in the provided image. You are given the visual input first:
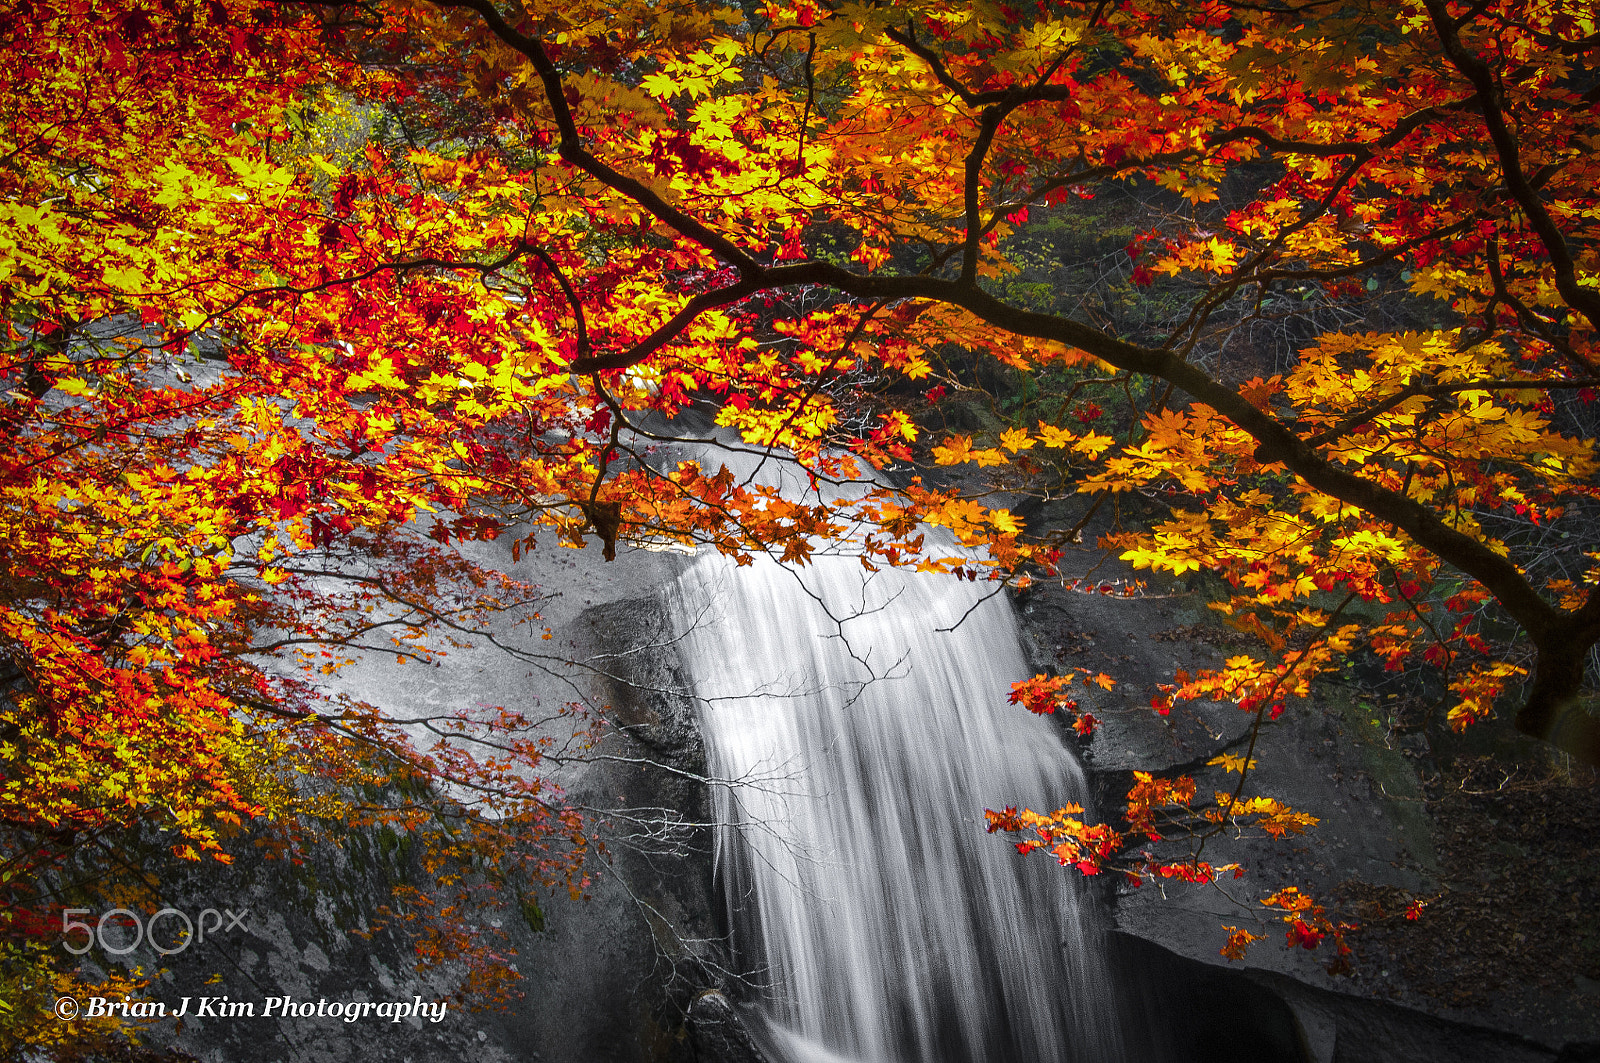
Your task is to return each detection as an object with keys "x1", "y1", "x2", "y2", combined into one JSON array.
[
  {"x1": 1010, "y1": 574, "x2": 1600, "y2": 1062},
  {"x1": 580, "y1": 595, "x2": 708, "y2": 772},
  {"x1": 77, "y1": 822, "x2": 538, "y2": 1063},
  {"x1": 101, "y1": 539, "x2": 766, "y2": 1063}
]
